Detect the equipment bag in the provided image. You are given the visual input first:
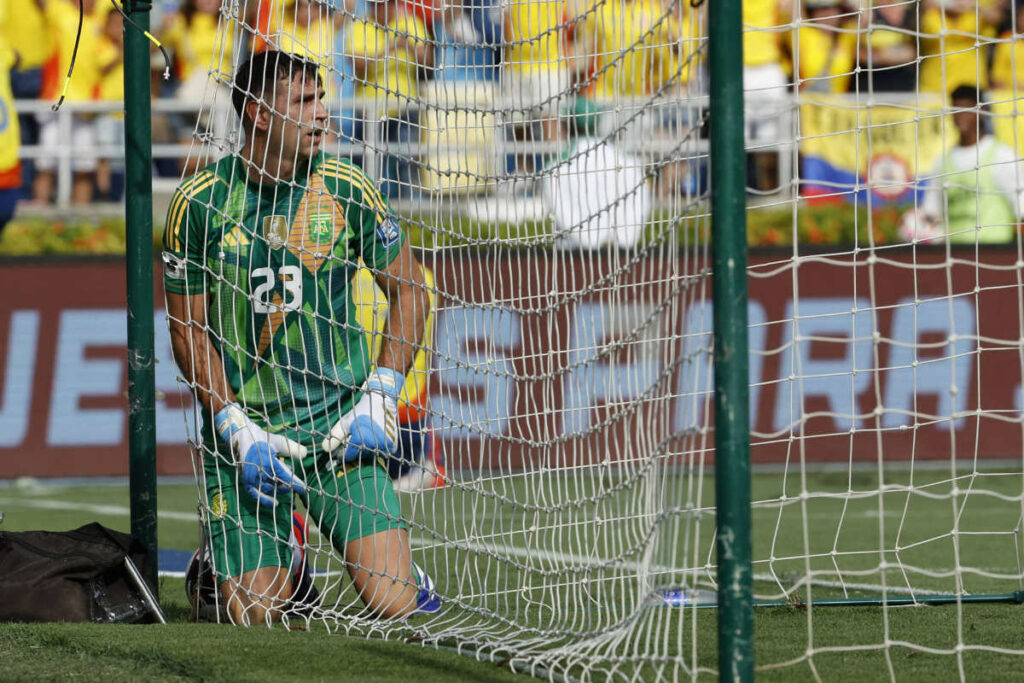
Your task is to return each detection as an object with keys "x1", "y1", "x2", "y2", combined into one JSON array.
[{"x1": 0, "y1": 522, "x2": 164, "y2": 624}]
